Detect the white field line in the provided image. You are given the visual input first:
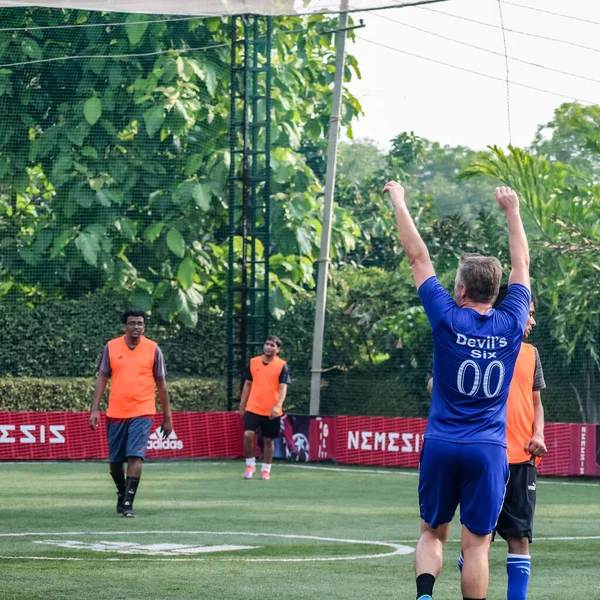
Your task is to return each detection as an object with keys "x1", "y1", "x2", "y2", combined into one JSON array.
[
  {"x1": 277, "y1": 463, "x2": 600, "y2": 487},
  {"x1": 0, "y1": 530, "x2": 414, "y2": 563},
  {"x1": 388, "y1": 536, "x2": 600, "y2": 543},
  {"x1": 1, "y1": 460, "x2": 598, "y2": 487}
]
